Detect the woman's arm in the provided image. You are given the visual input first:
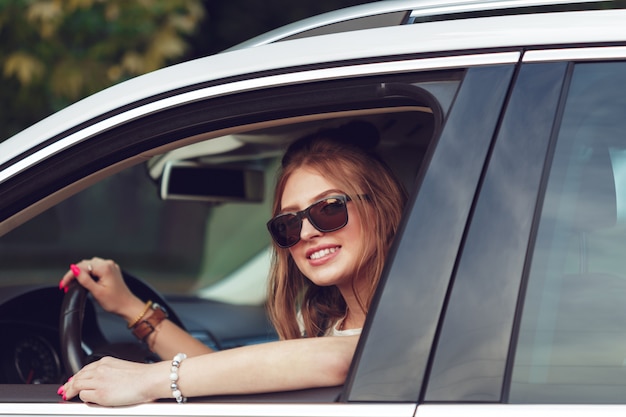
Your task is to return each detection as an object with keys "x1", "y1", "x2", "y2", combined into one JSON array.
[
  {"x1": 143, "y1": 318, "x2": 212, "y2": 358},
  {"x1": 60, "y1": 258, "x2": 211, "y2": 358},
  {"x1": 61, "y1": 335, "x2": 359, "y2": 406}
]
